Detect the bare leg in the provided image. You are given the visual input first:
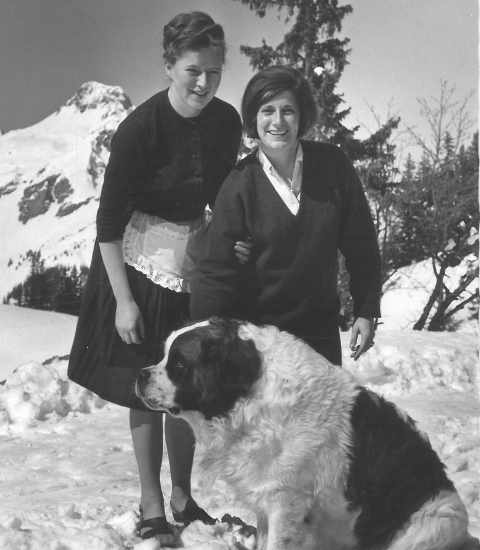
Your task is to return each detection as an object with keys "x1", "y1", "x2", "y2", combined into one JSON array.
[
  {"x1": 130, "y1": 408, "x2": 165, "y2": 520},
  {"x1": 164, "y1": 414, "x2": 195, "y2": 509},
  {"x1": 256, "y1": 512, "x2": 268, "y2": 550}
]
